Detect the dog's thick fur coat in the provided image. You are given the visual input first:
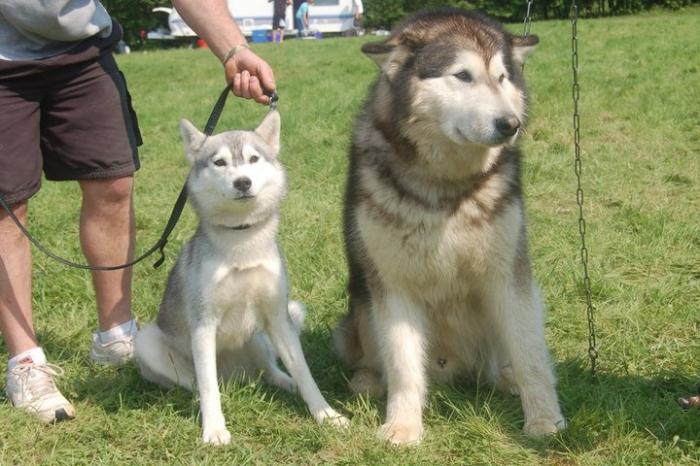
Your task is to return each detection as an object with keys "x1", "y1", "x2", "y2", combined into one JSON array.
[
  {"x1": 135, "y1": 111, "x2": 347, "y2": 445},
  {"x1": 333, "y1": 9, "x2": 565, "y2": 445}
]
